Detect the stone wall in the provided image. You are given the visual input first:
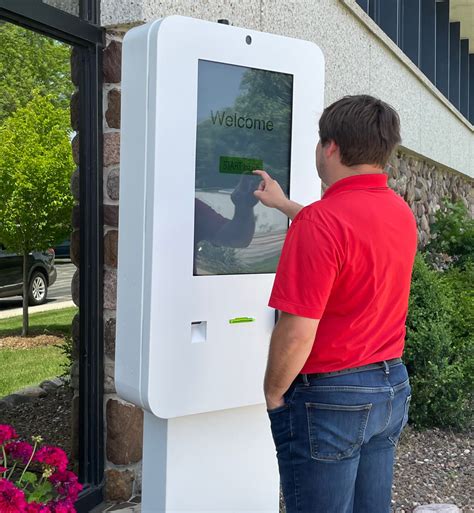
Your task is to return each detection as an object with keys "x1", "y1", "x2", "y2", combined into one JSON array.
[
  {"x1": 386, "y1": 151, "x2": 474, "y2": 247},
  {"x1": 69, "y1": 30, "x2": 144, "y2": 502},
  {"x1": 102, "y1": 30, "x2": 145, "y2": 502},
  {"x1": 77, "y1": 31, "x2": 473, "y2": 502}
]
